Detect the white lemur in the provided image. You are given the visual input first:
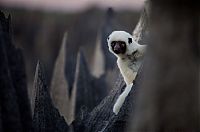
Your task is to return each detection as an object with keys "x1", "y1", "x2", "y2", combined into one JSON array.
[{"x1": 107, "y1": 31, "x2": 146, "y2": 114}]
